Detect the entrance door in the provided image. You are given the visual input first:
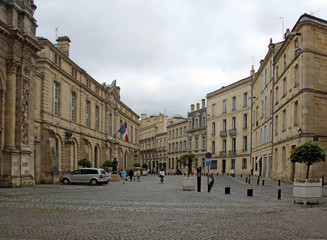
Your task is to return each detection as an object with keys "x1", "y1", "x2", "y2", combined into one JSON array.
[
  {"x1": 264, "y1": 155, "x2": 267, "y2": 178},
  {"x1": 222, "y1": 160, "x2": 226, "y2": 174}
]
